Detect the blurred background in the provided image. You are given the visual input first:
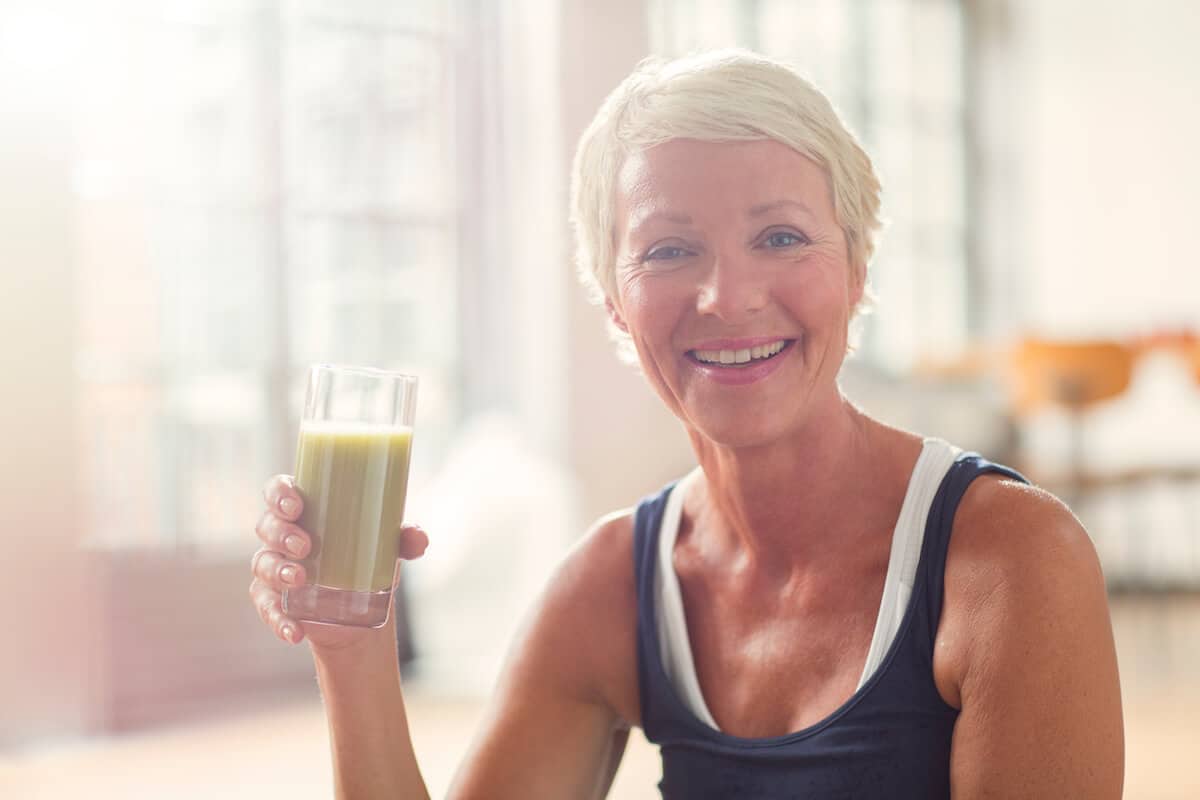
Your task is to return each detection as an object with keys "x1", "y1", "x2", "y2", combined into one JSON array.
[{"x1": 2, "y1": 0, "x2": 1198, "y2": 797}]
